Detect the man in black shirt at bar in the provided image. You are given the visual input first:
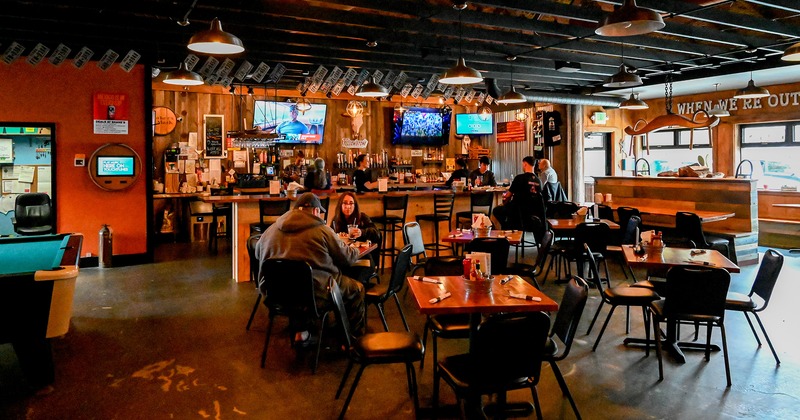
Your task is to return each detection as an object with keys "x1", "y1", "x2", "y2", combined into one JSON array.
[{"x1": 492, "y1": 156, "x2": 545, "y2": 230}]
